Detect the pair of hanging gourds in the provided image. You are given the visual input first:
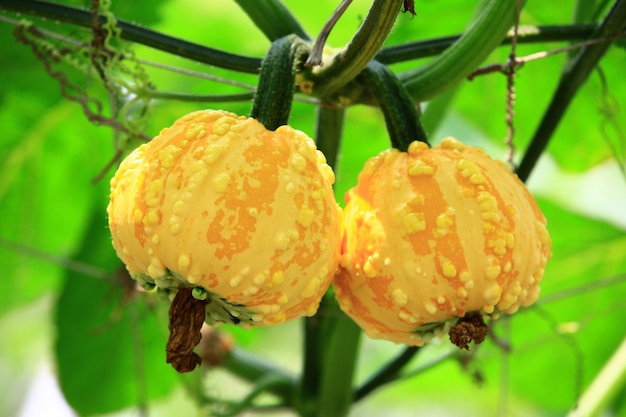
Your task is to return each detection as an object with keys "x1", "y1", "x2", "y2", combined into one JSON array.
[{"x1": 107, "y1": 36, "x2": 551, "y2": 349}]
